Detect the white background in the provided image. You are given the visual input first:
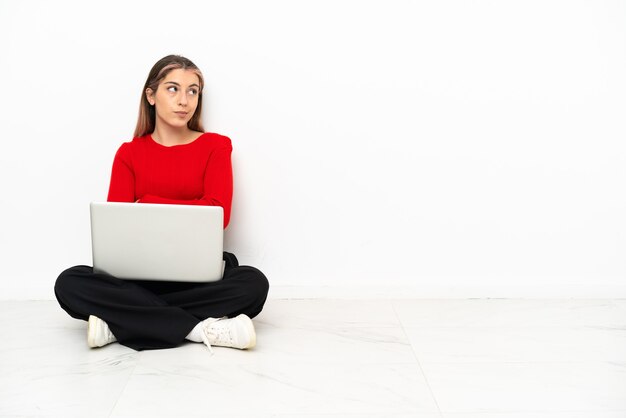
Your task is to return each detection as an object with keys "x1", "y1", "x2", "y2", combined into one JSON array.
[{"x1": 1, "y1": 0, "x2": 624, "y2": 299}]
